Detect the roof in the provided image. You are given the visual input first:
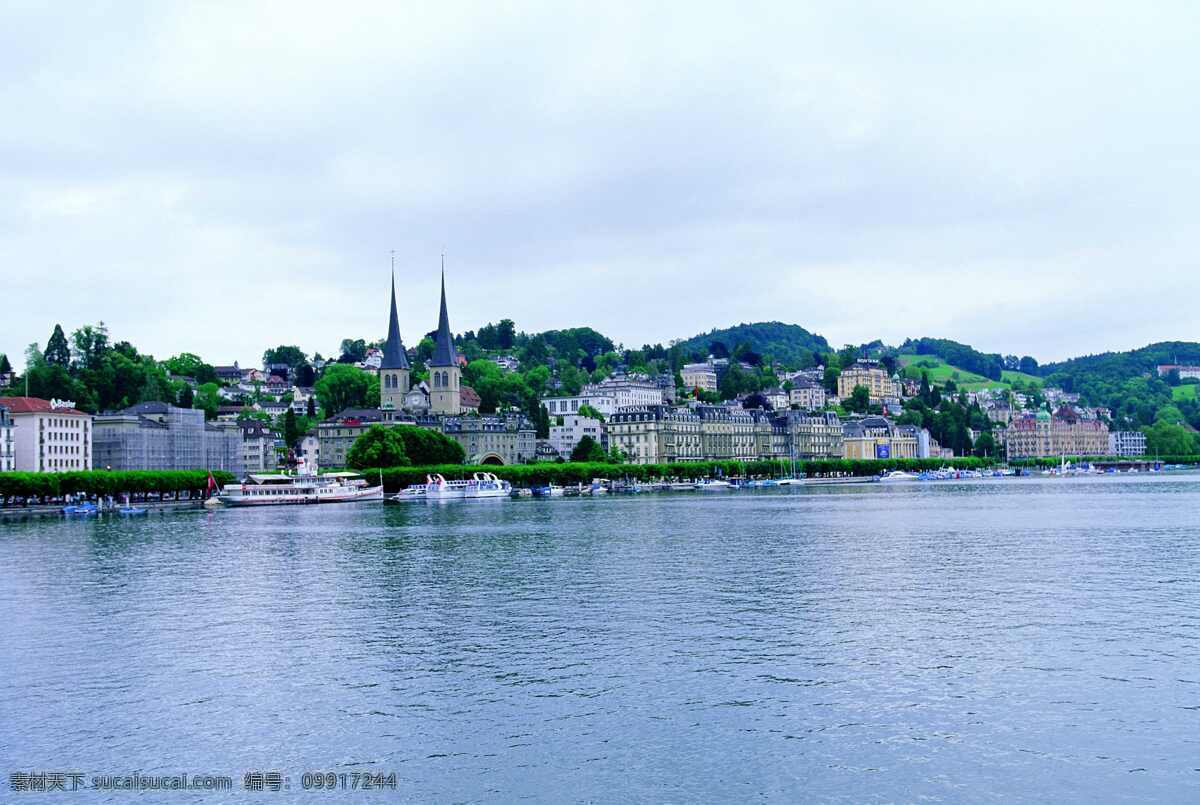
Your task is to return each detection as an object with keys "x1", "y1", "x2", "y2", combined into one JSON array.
[
  {"x1": 460, "y1": 385, "x2": 481, "y2": 408},
  {"x1": 120, "y1": 401, "x2": 172, "y2": 415},
  {"x1": 380, "y1": 269, "x2": 410, "y2": 370},
  {"x1": 0, "y1": 396, "x2": 89, "y2": 416},
  {"x1": 429, "y1": 267, "x2": 459, "y2": 367}
]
